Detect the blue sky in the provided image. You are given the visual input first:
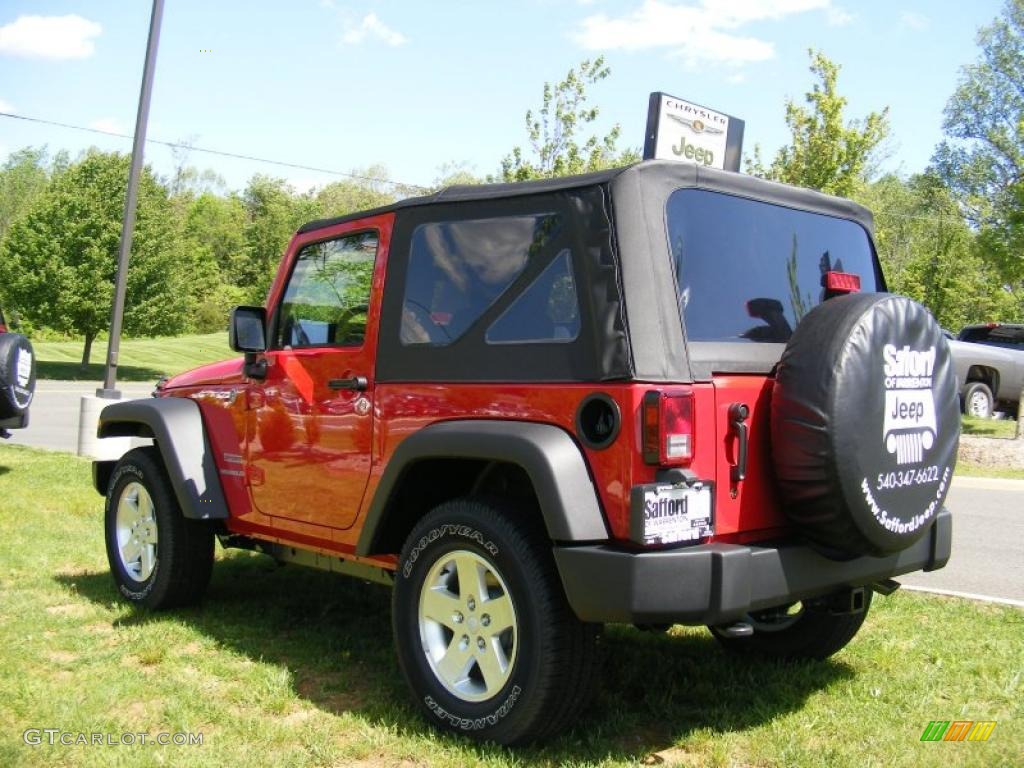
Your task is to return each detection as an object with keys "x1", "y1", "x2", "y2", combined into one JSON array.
[{"x1": 0, "y1": 0, "x2": 1006, "y2": 193}]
